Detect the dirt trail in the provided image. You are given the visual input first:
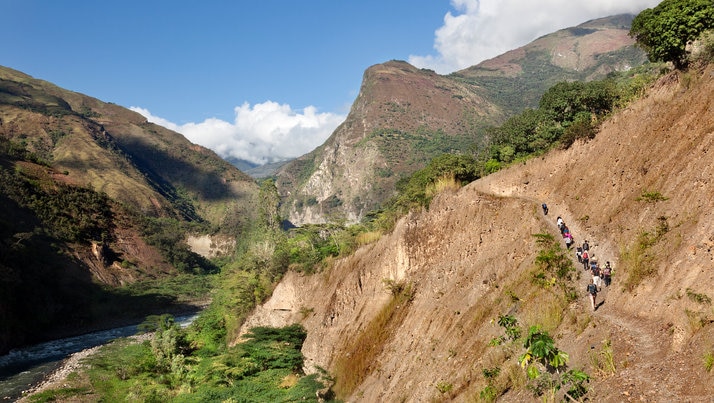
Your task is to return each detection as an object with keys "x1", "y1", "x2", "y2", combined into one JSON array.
[{"x1": 470, "y1": 183, "x2": 676, "y2": 401}]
